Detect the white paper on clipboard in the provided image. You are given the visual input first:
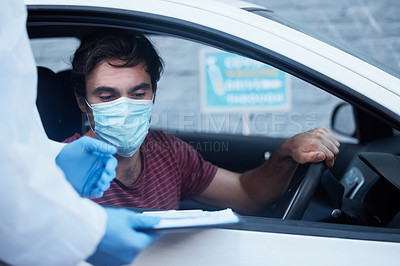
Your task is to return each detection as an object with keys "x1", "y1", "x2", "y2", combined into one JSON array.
[{"x1": 140, "y1": 208, "x2": 240, "y2": 230}]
